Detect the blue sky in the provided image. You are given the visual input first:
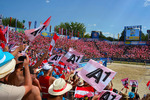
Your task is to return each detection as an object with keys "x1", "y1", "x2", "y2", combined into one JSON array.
[{"x1": 1, "y1": 0, "x2": 150, "y2": 38}]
